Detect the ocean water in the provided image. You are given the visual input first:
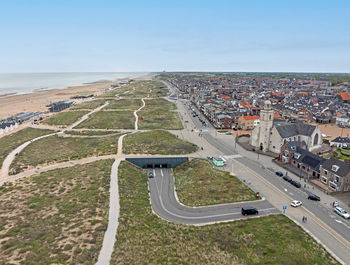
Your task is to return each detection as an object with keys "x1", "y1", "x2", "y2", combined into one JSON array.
[{"x1": 0, "y1": 72, "x2": 147, "y2": 96}]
